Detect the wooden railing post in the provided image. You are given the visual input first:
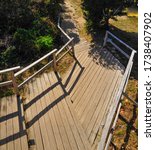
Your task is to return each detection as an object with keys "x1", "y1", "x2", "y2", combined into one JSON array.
[
  {"x1": 103, "y1": 31, "x2": 108, "y2": 47},
  {"x1": 71, "y1": 39, "x2": 75, "y2": 57},
  {"x1": 53, "y1": 52, "x2": 57, "y2": 72},
  {"x1": 11, "y1": 71, "x2": 19, "y2": 96}
]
